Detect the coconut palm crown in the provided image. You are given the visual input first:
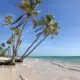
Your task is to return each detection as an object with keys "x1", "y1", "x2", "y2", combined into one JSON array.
[
  {"x1": 22, "y1": 14, "x2": 60, "y2": 59},
  {"x1": 33, "y1": 14, "x2": 59, "y2": 38},
  {"x1": 17, "y1": 0, "x2": 41, "y2": 16}
]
